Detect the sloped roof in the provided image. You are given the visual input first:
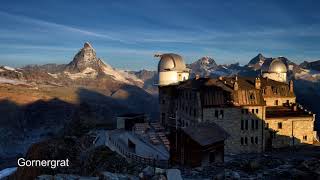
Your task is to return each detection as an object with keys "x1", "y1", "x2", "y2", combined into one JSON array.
[{"x1": 183, "y1": 123, "x2": 229, "y2": 146}]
